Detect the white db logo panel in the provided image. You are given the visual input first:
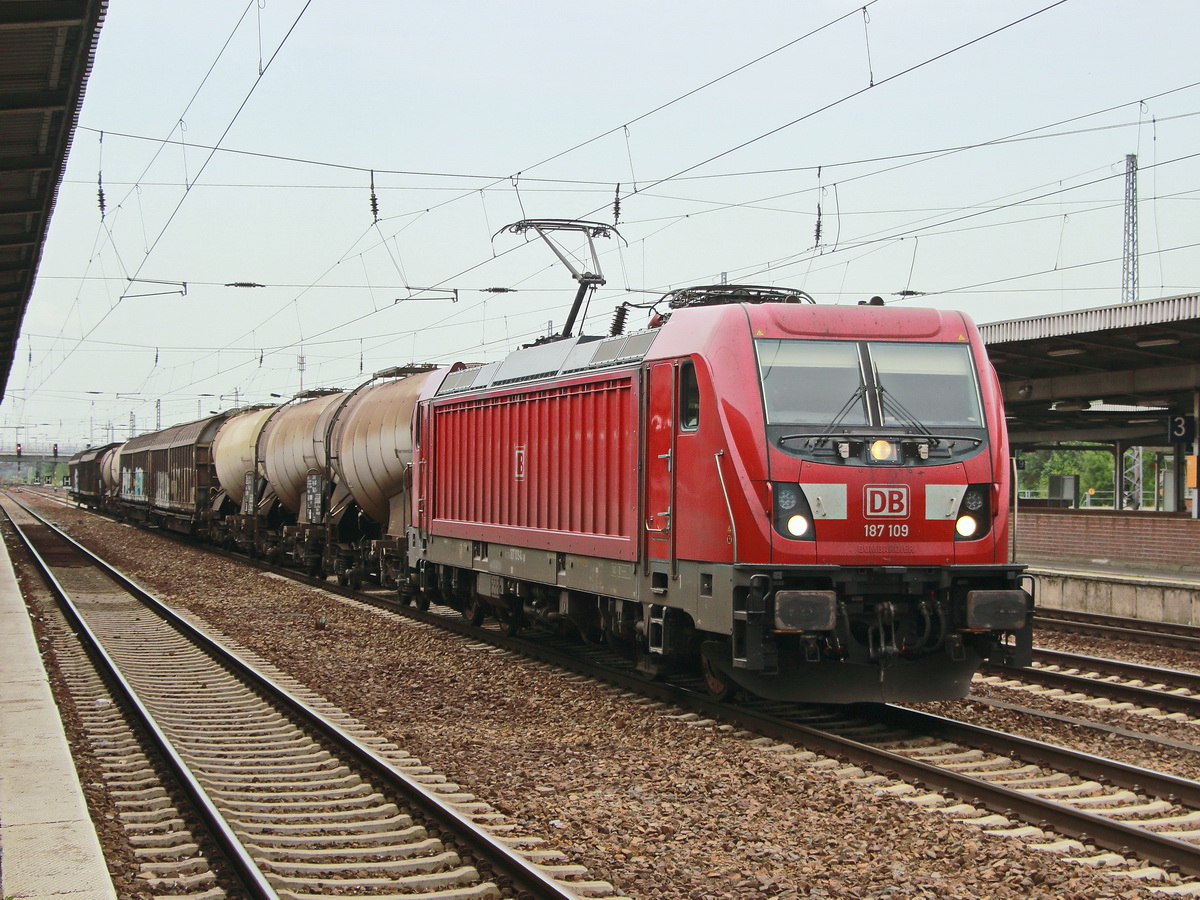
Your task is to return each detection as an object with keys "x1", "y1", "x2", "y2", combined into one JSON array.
[{"x1": 864, "y1": 485, "x2": 909, "y2": 518}]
